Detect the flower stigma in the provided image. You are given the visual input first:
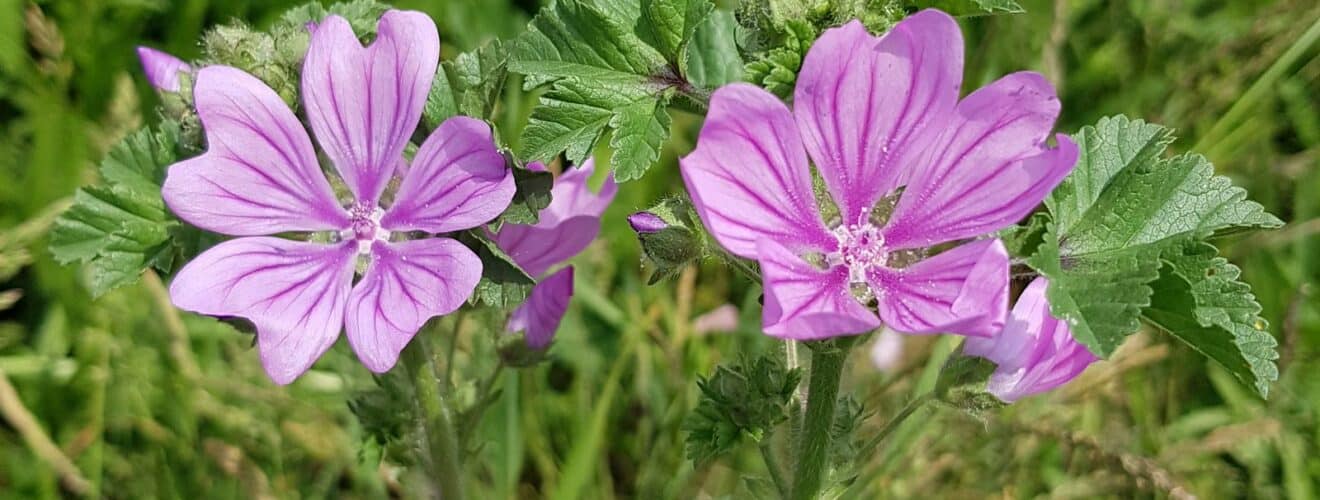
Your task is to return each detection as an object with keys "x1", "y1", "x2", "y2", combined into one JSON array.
[
  {"x1": 827, "y1": 218, "x2": 888, "y2": 300},
  {"x1": 344, "y1": 202, "x2": 390, "y2": 254}
]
